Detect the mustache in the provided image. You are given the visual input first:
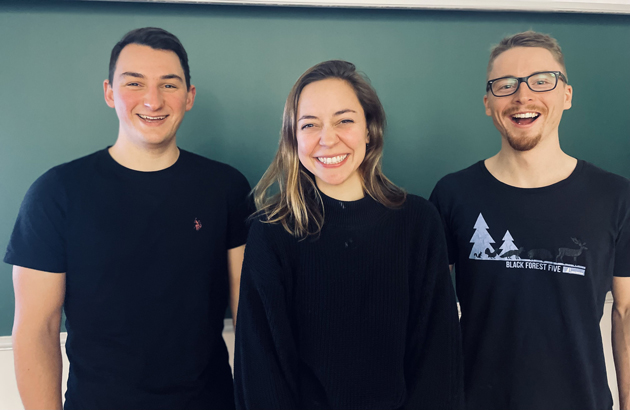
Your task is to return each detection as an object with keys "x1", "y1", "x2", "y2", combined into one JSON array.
[{"x1": 503, "y1": 105, "x2": 548, "y2": 117}]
